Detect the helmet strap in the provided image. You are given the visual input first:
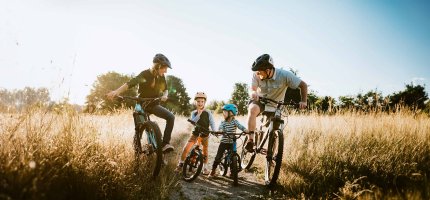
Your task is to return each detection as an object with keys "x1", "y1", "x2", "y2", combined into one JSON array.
[{"x1": 261, "y1": 68, "x2": 274, "y2": 80}]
